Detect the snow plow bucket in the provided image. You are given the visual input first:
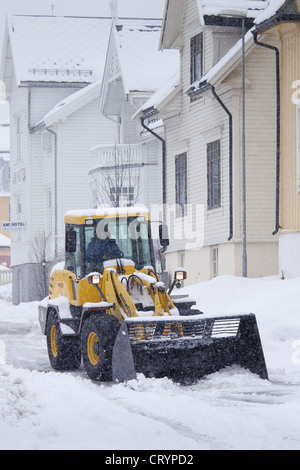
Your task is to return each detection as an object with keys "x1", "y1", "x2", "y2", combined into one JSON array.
[{"x1": 112, "y1": 314, "x2": 268, "y2": 383}]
